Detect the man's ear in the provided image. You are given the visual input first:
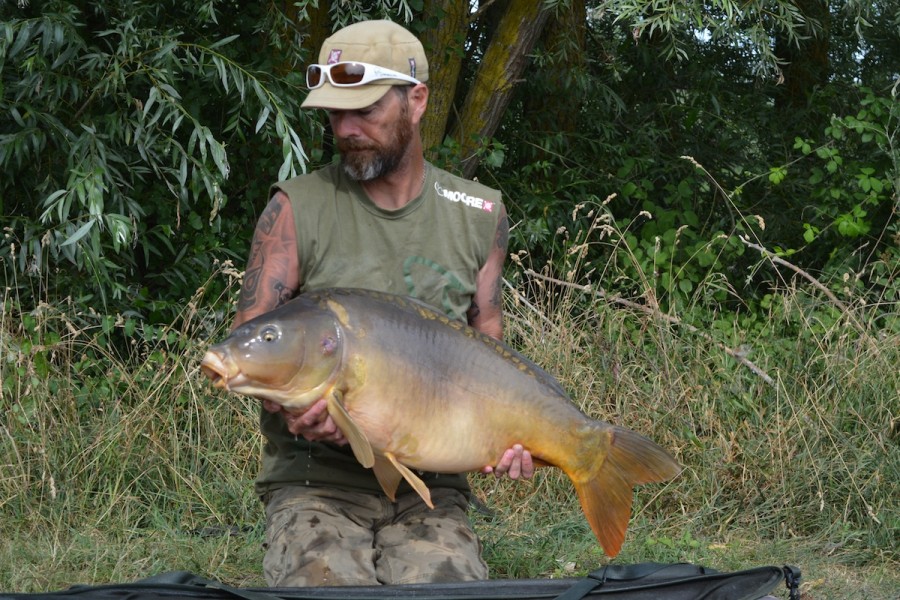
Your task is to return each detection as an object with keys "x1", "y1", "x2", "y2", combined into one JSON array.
[{"x1": 409, "y1": 83, "x2": 429, "y2": 123}]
